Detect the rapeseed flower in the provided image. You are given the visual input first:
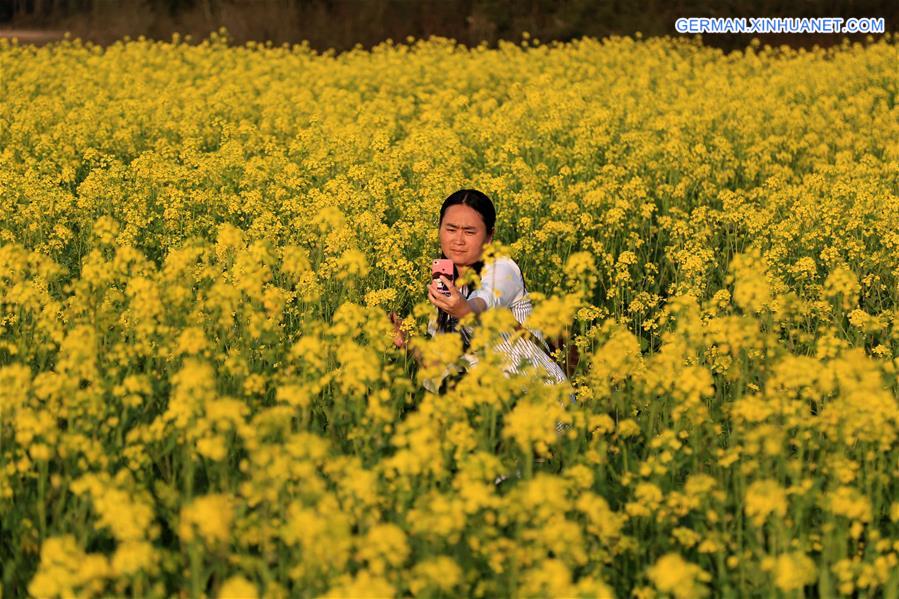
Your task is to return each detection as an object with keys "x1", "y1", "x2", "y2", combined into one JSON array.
[{"x1": 2, "y1": 32, "x2": 897, "y2": 599}]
